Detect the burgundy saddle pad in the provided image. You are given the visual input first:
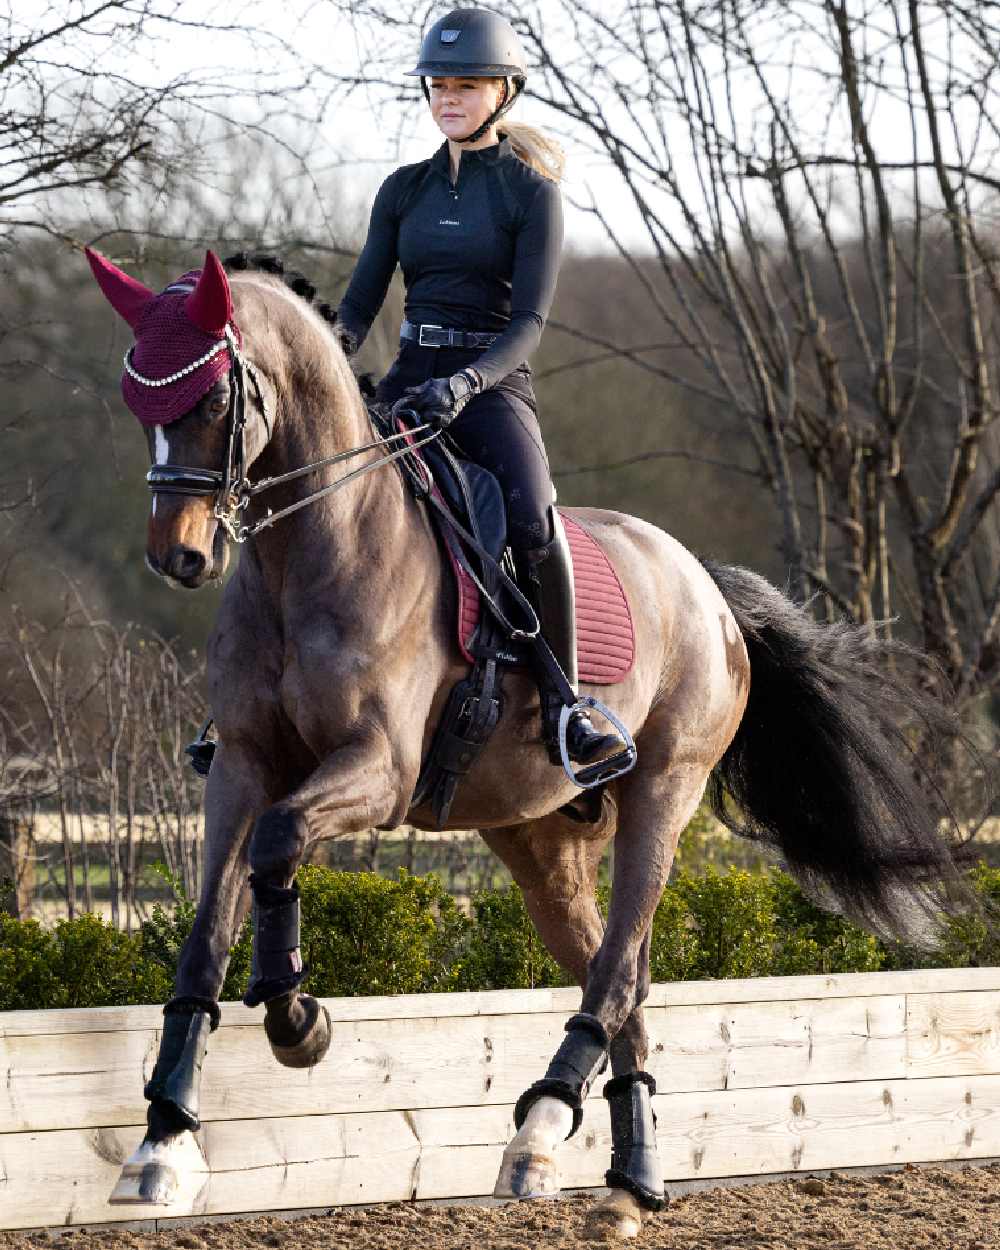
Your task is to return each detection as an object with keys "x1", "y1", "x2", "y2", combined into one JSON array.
[{"x1": 451, "y1": 511, "x2": 635, "y2": 685}]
